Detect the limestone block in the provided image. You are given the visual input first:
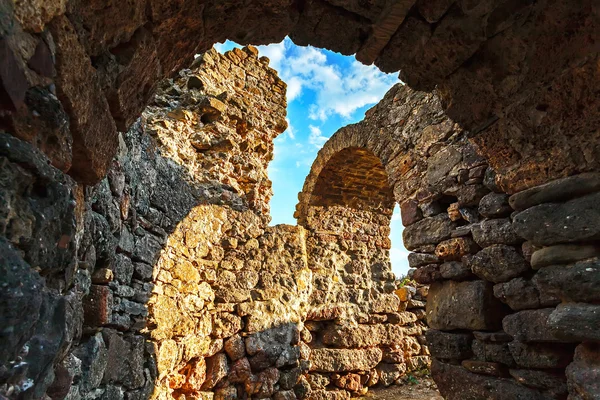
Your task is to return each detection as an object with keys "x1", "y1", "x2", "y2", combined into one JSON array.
[
  {"x1": 509, "y1": 369, "x2": 567, "y2": 397},
  {"x1": 101, "y1": 329, "x2": 145, "y2": 389},
  {"x1": 394, "y1": 287, "x2": 410, "y2": 302},
  {"x1": 274, "y1": 390, "x2": 298, "y2": 400},
  {"x1": 532, "y1": 258, "x2": 600, "y2": 303},
  {"x1": 530, "y1": 244, "x2": 600, "y2": 269},
  {"x1": 201, "y1": 353, "x2": 229, "y2": 390},
  {"x1": 471, "y1": 340, "x2": 514, "y2": 367},
  {"x1": 466, "y1": 245, "x2": 530, "y2": 283},
  {"x1": 503, "y1": 309, "x2": 565, "y2": 343},
  {"x1": 427, "y1": 145, "x2": 463, "y2": 184},
  {"x1": 228, "y1": 357, "x2": 252, "y2": 384},
  {"x1": 406, "y1": 355, "x2": 431, "y2": 371},
  {"x1": 376, "y1": 363, "x2": 407, "y2": 386},
  {"x1": 471, "y1": 219, "x2": 520, "y2": 248},
  {"x1": 72, "y1": 333, "x2": 108, "y2": 392},
  {"x1": 211, "y1": 313, "x2": 242, "y2": 339},
  {"x1": 83, "y1": 285, "x2": 113, "y2": 327},
  {"x1": 400, "y1": 199, "x2": 423, "y2": 226},
  {"x1": 306, "y1": 389, "x2": 351, "y2": 400},
  {"x1": 214, "y1": 385, "x2": 237, "y2": 400},
  {"x1": 407, "y1": 252, "x2": 440, "y2": 268},
  {"x1": 432, "y1": 360, "x2": 550, "y2": 400},
  {"x1": 494, "y1": 277, "x2": 558, "y2": 311},
  {"x1": 426, "y1": 330, "x2": 473, "y2": 360},
  {"x1": 403, "y1": 214, "x2": 457, "y2": 251},
  {"x1": 512, "y1": 192, "x2": 600, "y2": 245},
  {"x1": 181, "y1": 358, "x2": 207, "y2": 392},
  {"x1": 252, "y1": 367, "x2": 280, "y2": 398},
  {"x1": 478, "y1": 192, "x2": 512, "y2": 218},
  {"x1": 448, "y1": 184, "x2": 490, "y2": 208},
  {"x1": 435, "y1": 237, "x2": 479, "y2": 261},
  {"x1": 508, "y1": 341, "x2": 575, "y2": 369},
  {"x1": 472, "y1": 331, "x2": 513, "y2": 343},
  {"x1": 439, "y1": 261, "x2": 473, "y2": 281},
  {"x1": 413, "y1": 264, "x2": 442, "y2": 284},
  {"x1": 548, "y1": 303, "x2": 600, "y2": 342},
  {"x1": 387, "y1": 311, "x2": 417, "y2": 326},
  {"x1": 321, "y1": 323, "x2": 404, "y2": 348},
  {"x1": 483, "y1": 168, "x2": 502, "y2": 193},
  {"x1": 309, "y1": 348, "x2": 383, "y2": 373},
  {"x1": 461, "y1": 360, "x2": 507, "y2": 377},
  {"x1": 332, "y1": 373, "x2": 363, "y2": 392},
  {"x1": 401, "y1": 335, "x2": 422, "y2": 357},
  {"x1": 224, "y1": 334, "x2": 245, "y2": 361},
  {"x1": 509, "y1": 173, "x2": 600, "y2": 211},
  {"x1": 426, "y1": 280, "x2": 506, "y2": 331},
  {"x1": 382, "y1": 348, "x2": 404, "y2": 363}
]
